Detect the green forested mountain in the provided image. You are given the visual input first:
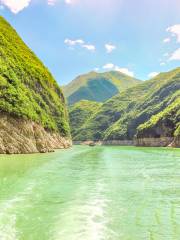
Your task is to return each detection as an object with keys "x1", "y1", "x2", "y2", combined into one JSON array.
[
  {"x1": 63, "y1": 71, "x2": 140, "y2": 105},
  {"x1": 71, "y1": 68, "x2": 180, "y2": 144},
  {"x1": 0, "y1": 16, "x2": 70, "y2": 137},
  {"x1": 69, "y1": 100, "x2": 102, "y2": 137},
  {"x1": 137, "y1": 96, "x2": 180, "y2": 139}
]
